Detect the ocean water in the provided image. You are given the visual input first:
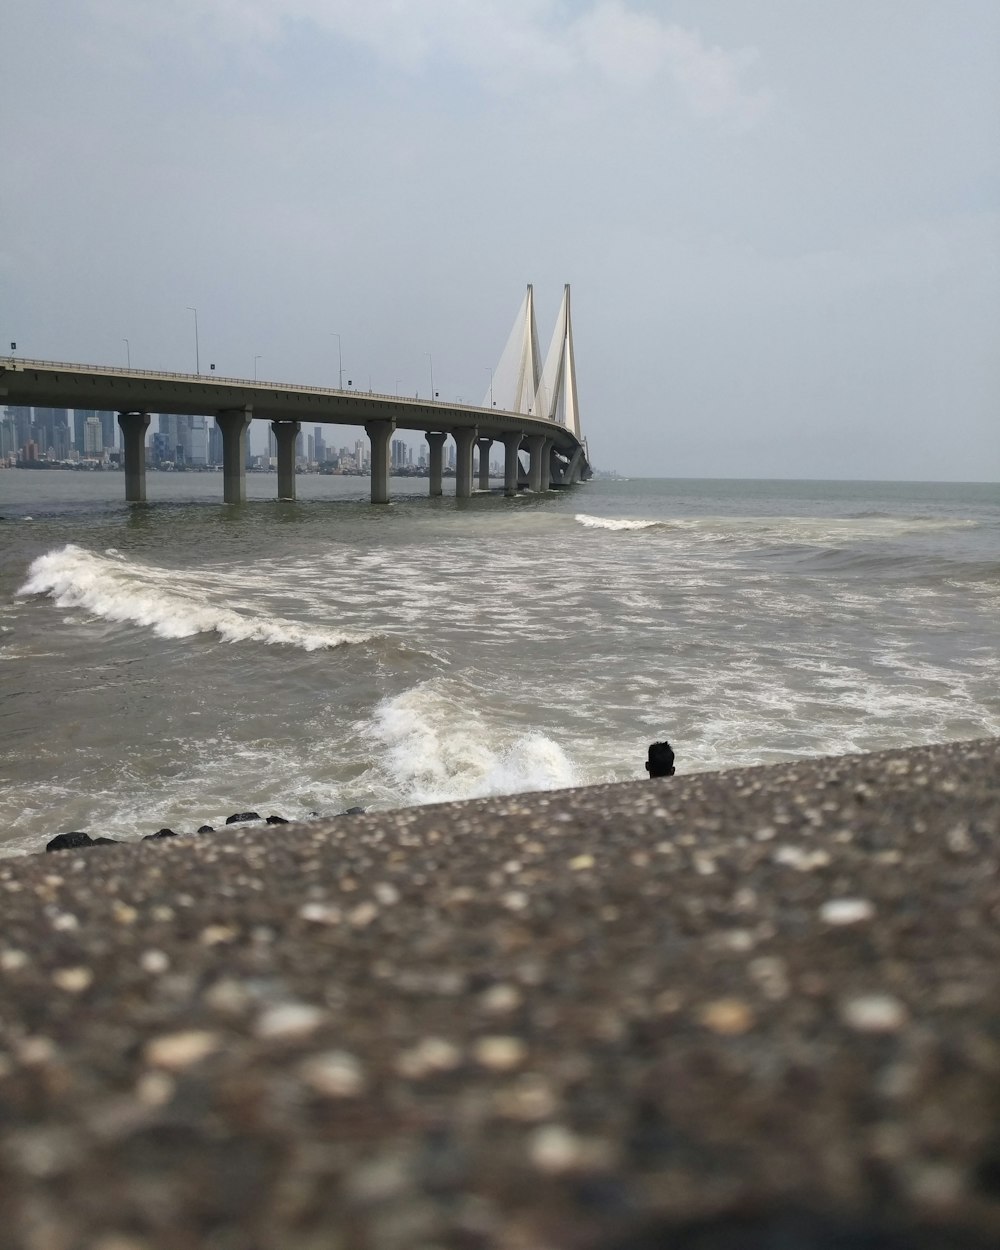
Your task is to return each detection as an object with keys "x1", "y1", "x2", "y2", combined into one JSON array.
[{"x1": 1, "y1": 471, "x2": 997, "y2": 856}]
